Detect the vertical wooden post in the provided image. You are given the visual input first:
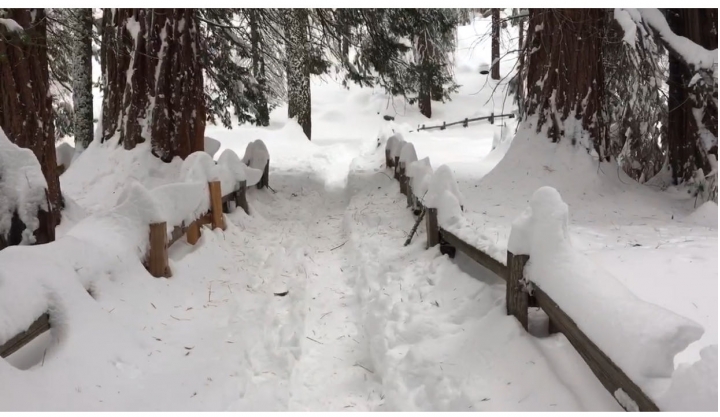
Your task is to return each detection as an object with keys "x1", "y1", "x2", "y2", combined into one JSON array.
[
  {"x1": 147, "y1": 222, "x2": 170, "y2": 278},
  {"x1": 426, "y1": 207, "x2": 439, "y2": 249},
  {"x1": 394, "y1": 156, "x2": 400, "y2": 180},
  {"x1": 507, "y1": 251, "x2": 529, "y2": 330},
  {"x1": 187, "y1": 220, "x2": 201, "y2": 245},
  {"x1": 385, "y1": 149, "x2": 392, "y2": 168},
  {"x1": 399, "y1": 163, "x2": 407, "y2": 195},
  {"x1": 208, "y1": 180, "x2": 226, "y2": 230},
  {"x1": 406, "y1": 183, "x2": 414, "y2": 208},
  {"x1": 236, "y1": 180, "x2": 249, "y2": 214},
  {"x1": 258, "y1": 159, "x2": 269, "y2": 190}
]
